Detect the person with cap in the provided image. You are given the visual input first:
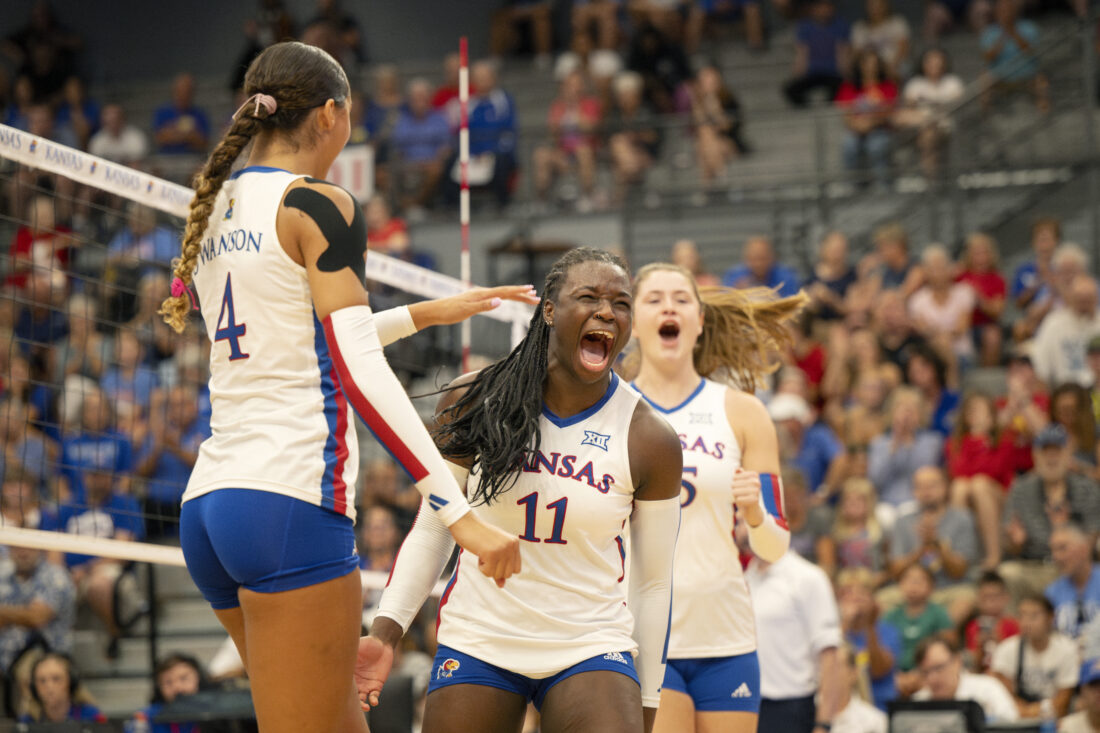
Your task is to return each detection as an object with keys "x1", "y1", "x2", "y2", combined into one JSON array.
[
  {"x1": 769, "y1": 392, "x2": 846, "y2": 499},
  {"x1": 1087, "y1": 334, "x2": 1100, "y2": 425},
  {"x1": 1061, "y1": 658, "x2": 1100, "y2": 733},
  {"x1": 1045, "y1": 523, "x2": 1100, "y2": 641},
  {"x1": 1001, "y1": 424, "x2": 1100, "y2": 596}
]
